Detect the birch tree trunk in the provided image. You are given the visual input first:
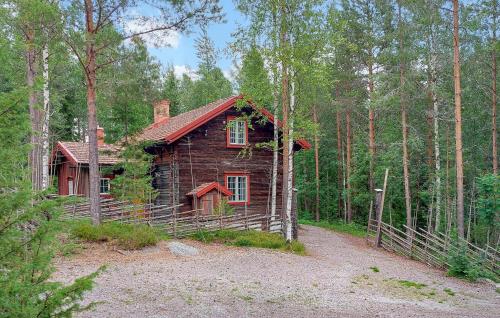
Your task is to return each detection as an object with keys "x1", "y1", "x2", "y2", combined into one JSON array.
[
  {"x1": 271, "y1": 74, "x2": 279, "y2": 221},
  {"x1": 26, "y1": 28, "x2": 42, "y2": 192},
  {"x1": 279, "y1": 0, "x2": 290, "y2": 233},
  {"x1": 85, "y1": 0, "x2": 101, "y2": 225},
  {"x1": 368, "y1": 61, "x2": 376, "y2": 193},
  {"x1": 41, "y1": 41, "x2": 50, "y2": 190},
  {"x1": 285, "y1": 69, "x2": 295, "y2": 242},
  {"x1": 428, "y1": 5, "x2": 442, "y2": 232},
  {"x1": 399, "y1": 1, "x2": 412, "y2": 235},
  {"x1": 452, "y1": 0, "x2": 464, "y2": 238},
  {"x1": 313, "y1": 105, "x2": 320, "y2": 222},
  {"x1": 270, "y1": 1, "x2": 279, "y2": 222}
]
